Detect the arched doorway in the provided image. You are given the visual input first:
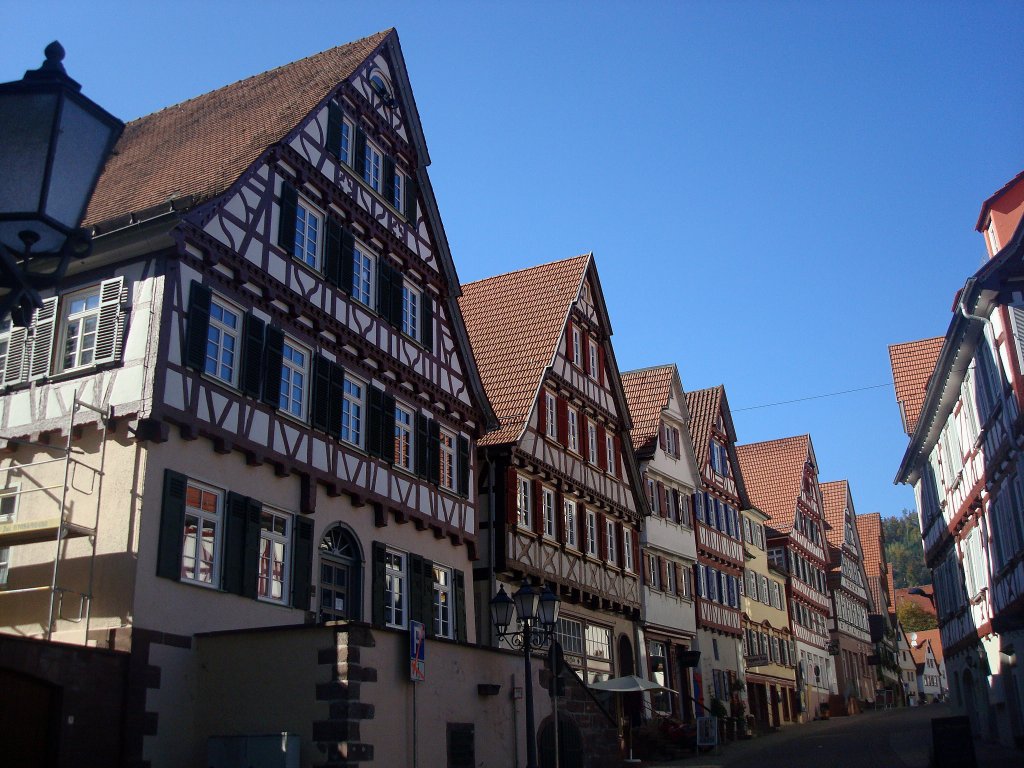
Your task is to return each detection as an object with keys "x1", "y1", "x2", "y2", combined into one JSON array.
[
  {"x1": 318, "y1": 525, "x2": 362, "y2": 622},
  {"x1": 539, "y1": 715, "x2": 583, "y2": 768},
  {"x1": 0, "y1": 668, "x2": 59, "y2": 767}
]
